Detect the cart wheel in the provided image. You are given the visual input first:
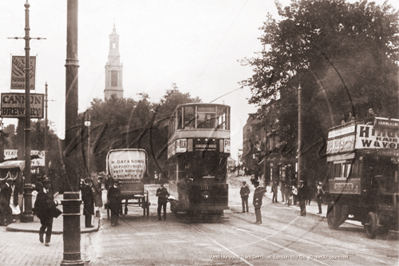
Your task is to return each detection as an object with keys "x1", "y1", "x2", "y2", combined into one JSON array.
[
  {"x1": 327, "y1": 201, "x2": 341, "y2": 229},
  {"x1": 145, "y1": 190, "x2": 149, "y2": 217},
  {"x1": 364, "y1": 212, "x2": 378, "y2": 239}
]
